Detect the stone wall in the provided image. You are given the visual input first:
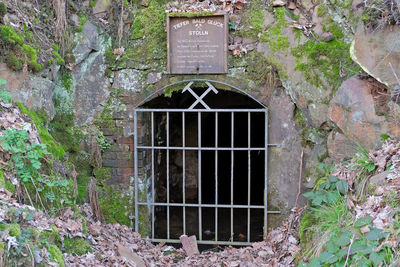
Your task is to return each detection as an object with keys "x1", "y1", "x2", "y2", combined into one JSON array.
[{"x1": 1, "y1": 0, "x2": 400, "y2": 230}]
